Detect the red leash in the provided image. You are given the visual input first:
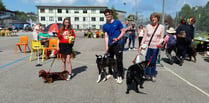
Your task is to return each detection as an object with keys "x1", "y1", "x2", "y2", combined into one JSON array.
[{"x1": 147, "y1": 46, "x2": 161, "y2": 66}]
